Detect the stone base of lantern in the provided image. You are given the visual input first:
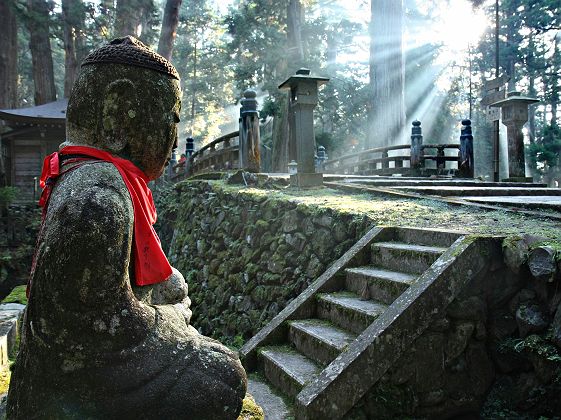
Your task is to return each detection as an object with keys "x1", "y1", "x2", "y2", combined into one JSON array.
[
  {"x1": 502, "y1": 176, "x2": 534, "y2": 183},
  {"x1": 290, "y1": 172, "x2": 323, "y2": 188}
]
